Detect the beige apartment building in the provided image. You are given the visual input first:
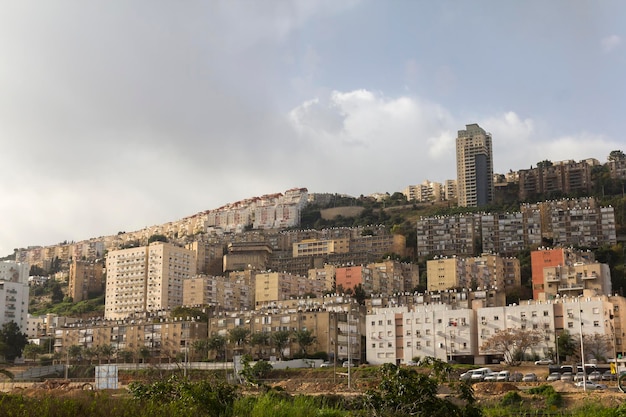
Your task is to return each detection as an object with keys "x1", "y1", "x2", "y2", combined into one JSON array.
[
  {"x1": 182, "y1": 271, "x2": 255, "y2": 311},
  {"x1": 254, "y1": 272, "x2": 326, "y2": 309},
  {"x1": 54, "y1": 314, "x2": 208, "y2": 362},
  {"x1": 209, "y1": 295, "x2": 364, "y2": 363},
  {"x1": 105, "y1": 242, "x2": 197, "y2": 320},
  {"x1": 540, "y1": 261, "x2": 612, "y2": 300},
  {"x1": 456, "y1": 123, "x2": 494, "y2": 207},
  {"x1": 292, "y1": 238, "x2": 350, "y2": 257},
  {"x1": 518, "y1": 159, "x2": 594, "y2": 200},
  {"x1": 69, "y1": 260, "x2": 105, "y2": 302},
  {"x1": 427, "y1": 254, "x2": 520, "y2": 293}
]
